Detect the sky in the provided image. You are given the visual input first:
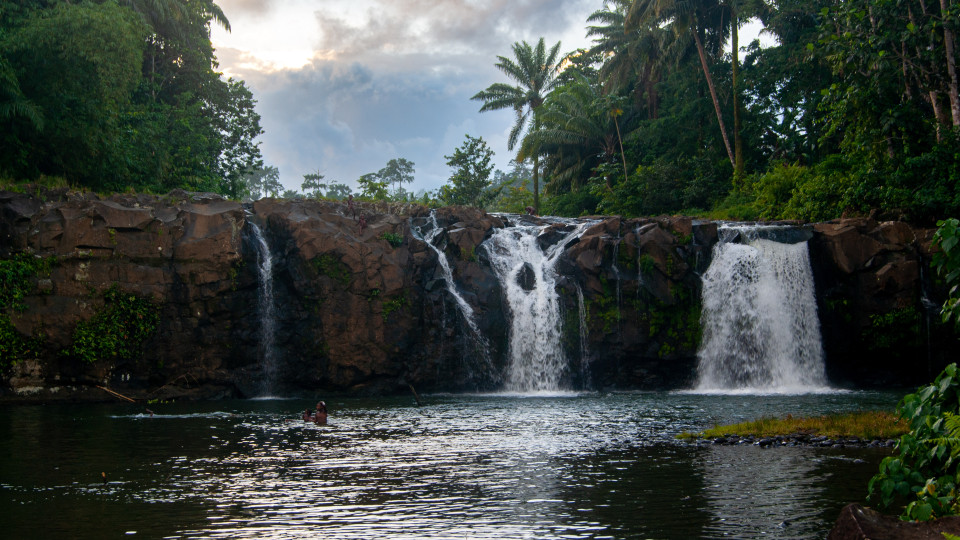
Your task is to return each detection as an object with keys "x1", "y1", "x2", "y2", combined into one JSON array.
[{"x1": 210, "y1": 1, "x2": 768, "y2": 196}]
